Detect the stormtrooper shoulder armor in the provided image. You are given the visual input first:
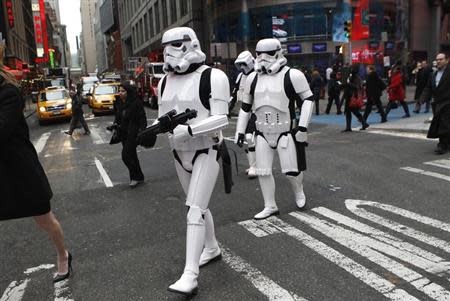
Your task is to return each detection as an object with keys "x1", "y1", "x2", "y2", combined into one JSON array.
[
  {"x1": 209, "y1": 68, "x2": 230, "y2": 116},
  {"x1": 289, "y1": 68, "x2": 313, "y2": 100},
  {"x1": 242, "y1": 71, "x2": 258, "y2": 106}
]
